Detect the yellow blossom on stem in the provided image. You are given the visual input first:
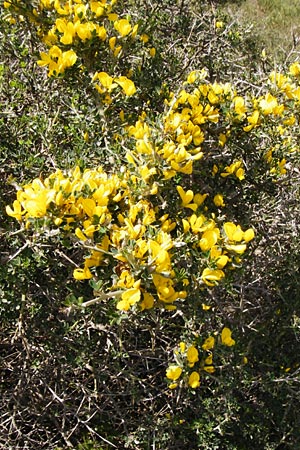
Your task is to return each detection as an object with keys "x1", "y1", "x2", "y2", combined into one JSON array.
[
  {"x1": 204, "y1": 354, "x2": 213, "y2": 365},
  {"x1": 202, "y1": 303, "x2": 212, "y2": 311},
  {"x1": 202, "y1": 267, "x2": 225, "y2": 286},
  {"x1": 179, "y1": 342, "x2": 186, "y2": 353},
  {"x1": 149, "y1": 47, "x2": 156, "y2": 57},
  {"x1": 140, "y1": 292, "x2": 155, "y2": 310},
  {"x1": 213, "y1": 194, "x2": 225, "y2": 207},
  {"x1": 186, "y1": 345, "x2": 199, "y2": 367},
  {"x1": 166, "y1": 365, "x2": 182, "y2": 381},
  {"x1": 221, "y1": 327, "x2": 235, "y2": 346},
  {"x1": 199, "y1": 228, "x2": 220, "y2": 252},
  {"x1": 114, "y1": 18, "x2": 132, "y2": 37},
  {"x1": 177, "y1": 186, "x2": 198, "y2": 211},
  {"x1": 202, "y1": 336, "x2": 215, "y2": 351},
  {"x1": 73, "y1": 267, "x2": 93, "y2": 280},
  {"x1": 6, "y1": 200, "x2": 24, "y2": 221},
  {"x1": 56, "y1": 18, "x2": 76, "y2": 45},
  {"x1": 233, "y1": 96, "x2": 247, "y2": 117},
  {"x1": 244, "y1": 228, "x2": 255, "y2": 242},
  {"x1": 115, "y1": 76, "x2": 137, "y2": 96},
  {"x1": 188, "y1": 371, "x2": 200, "y2": 388},
  {"x1": 289, "y1": 62, "x2": 300, "y2": 77},
  {"x1": 117, "y1": 283, "x2": 141, "y2": 311},
  {"x1": 224, "y1": 222, "x2": 244, "y2": 242},
  {"x1": 243, "y1": 110, "x2": 260, "y2": 132}
]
